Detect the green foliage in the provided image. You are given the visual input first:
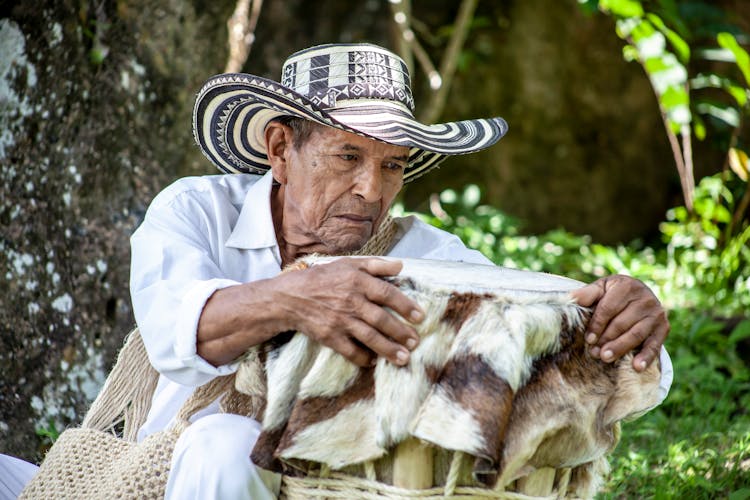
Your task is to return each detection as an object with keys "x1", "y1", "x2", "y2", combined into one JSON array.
[
  {"x1": 583, "y1": 0, "x2": 750, "y2": 220},
  {"x1": 604, "y1": 310, "x2": 750, "y2": 498},
  {"x1": 393, "y1": 185, "x2": 599, "y2": 282},
  {"x1": 660, "y1": 174, "x2": 750, "y2": 313},
  {"x1": 589, "y1": 0, "x2": 750, "y2": 135},
  {"x1": 36, "y1": 419, "x2": 61, "y2": 447}
]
